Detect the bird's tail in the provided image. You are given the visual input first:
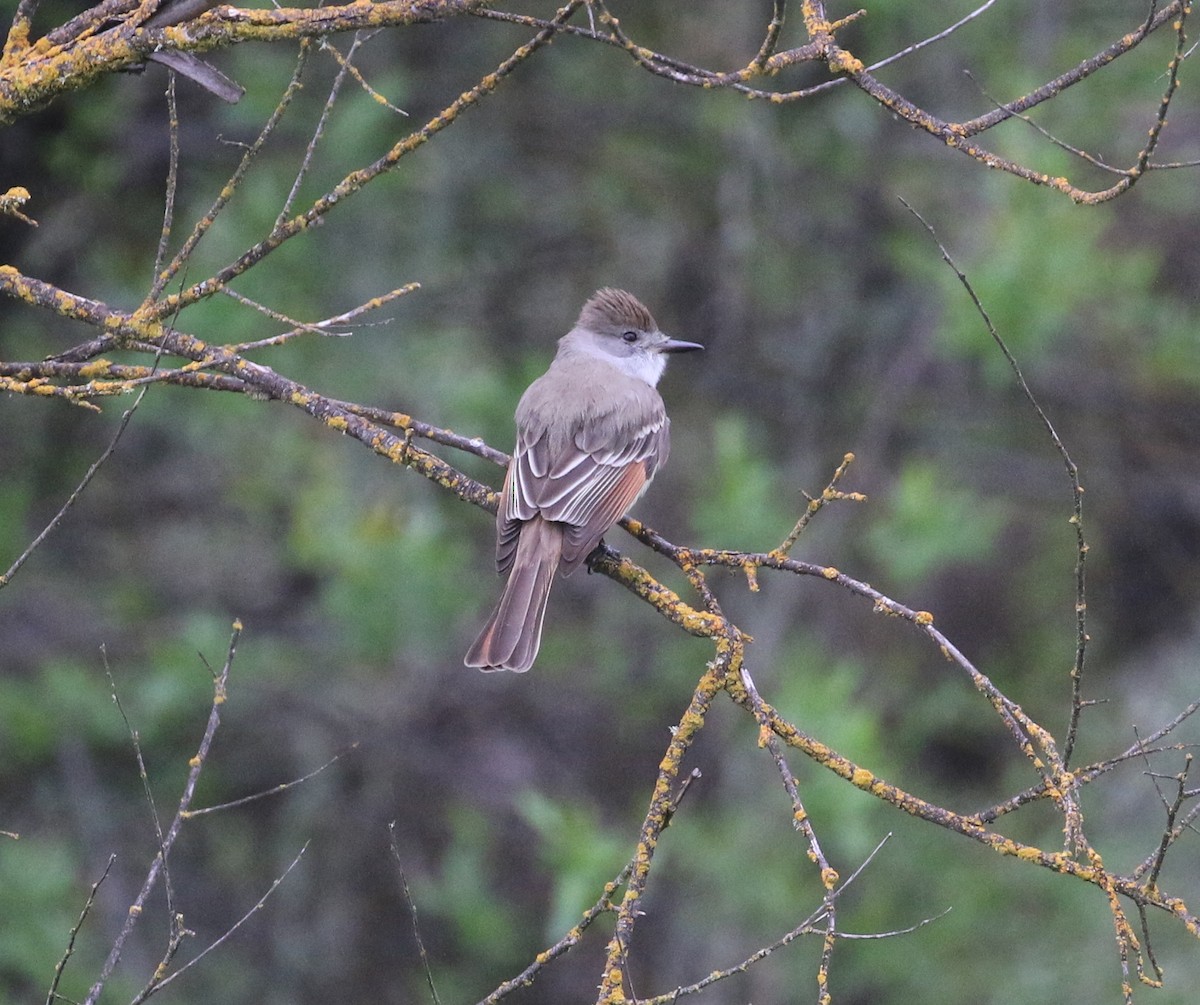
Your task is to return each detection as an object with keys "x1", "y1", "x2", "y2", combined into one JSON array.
[{"x1": 464, "y1": 516, "x2": 563, "y2": 672}]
